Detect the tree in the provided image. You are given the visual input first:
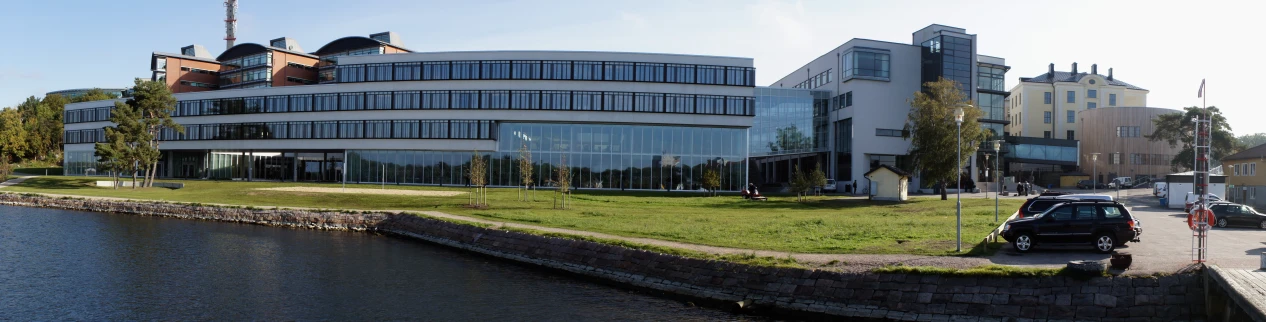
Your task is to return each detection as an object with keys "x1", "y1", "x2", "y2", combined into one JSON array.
[
  {"x1": 94, "y1": 128, "x2": 129, "y2": 189},
  {"x1": 902, "y1": 78, "x2": 986, "y2": 200},
  {"x1": 0, "y1": 108, "x2": 29, "y2": 163},
  {"x1": 107, "y1": 101, "x2": 147, "y2": 189},
  {"x1": 518, "y1": 144, "x2": 534, "y2": 201},
  {"x1": 767, "y1": 124, "x2": 811, "y2": 153},
  {"x1": 40, "y1": 94, "x2": 68, "y2": 163},
  {"x1": 16, "y1": 96, "x2": 53, "y2": 161},
  {"x1": 126, "y1": 80, "x2": 182, "y2": 187},
  {"x1": 1238, "y1": 133, "x2": 1266, "y2": 150},
  {"x1": 468, "y1": 151, "x2": 488, "y2": 207},
  {"x1": 70, "y1": 88, "x2": 120, "y2": 103},
  {"x1": 790, "y1": 164, "x2": 812, "y2": 201},
  {"x1": 811, "y1": 162, "x2": 827, "y2": 196},
  {"x1": 553, "y1": 155, "x2": 572, "y2": 209},
  {"x1": 702, "y1": 165, "x2": 720, "y2": 196},
  {"x1": 1145, "y1": 106, "x2": 1240, "y2": 172}
]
